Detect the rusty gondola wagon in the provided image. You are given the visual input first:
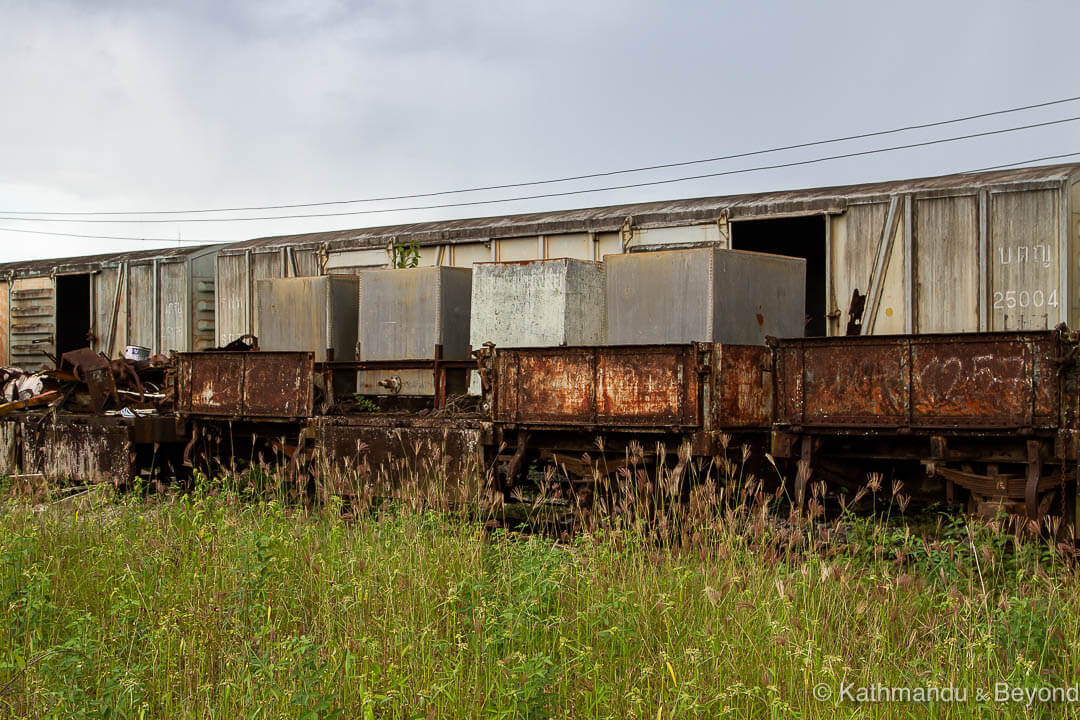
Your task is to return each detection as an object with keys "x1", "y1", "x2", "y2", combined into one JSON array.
[{"x1": 770, "y1": 329, "x2": 1080, "y2": 524}]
